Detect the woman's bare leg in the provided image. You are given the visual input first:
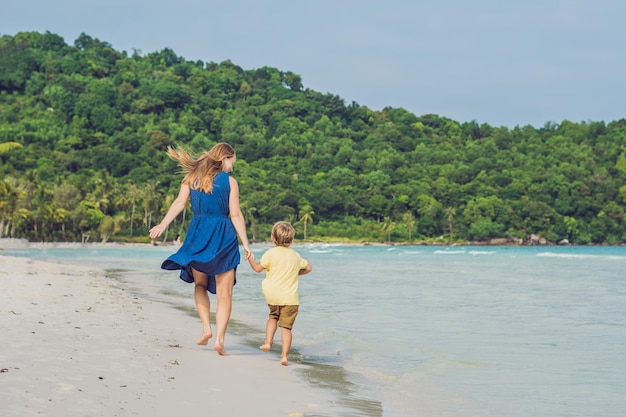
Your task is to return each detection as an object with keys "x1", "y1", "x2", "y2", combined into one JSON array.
[
  {"x1": 213, "y1": 269, "x2": 235, "y2": 355},
  {"x1": 192, "y1": 268, "x2": 212, "y2": 345}
]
